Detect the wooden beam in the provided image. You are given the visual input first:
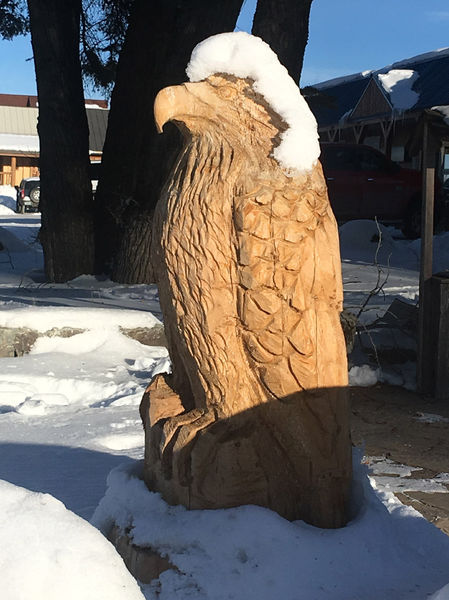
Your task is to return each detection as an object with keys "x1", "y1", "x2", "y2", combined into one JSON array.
[
  {"x1": 328, "y1": 127, "x2": 337, "y2": 143},
  {"x1": 353, "y1": 124, "x2": 364, "y2": 144},
  {"x1": 380, "y1": 120, "x2": 393, "y2": 153},
  {"x1": 10, "y1": 156, "x2": 17, "y2": 187}
]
